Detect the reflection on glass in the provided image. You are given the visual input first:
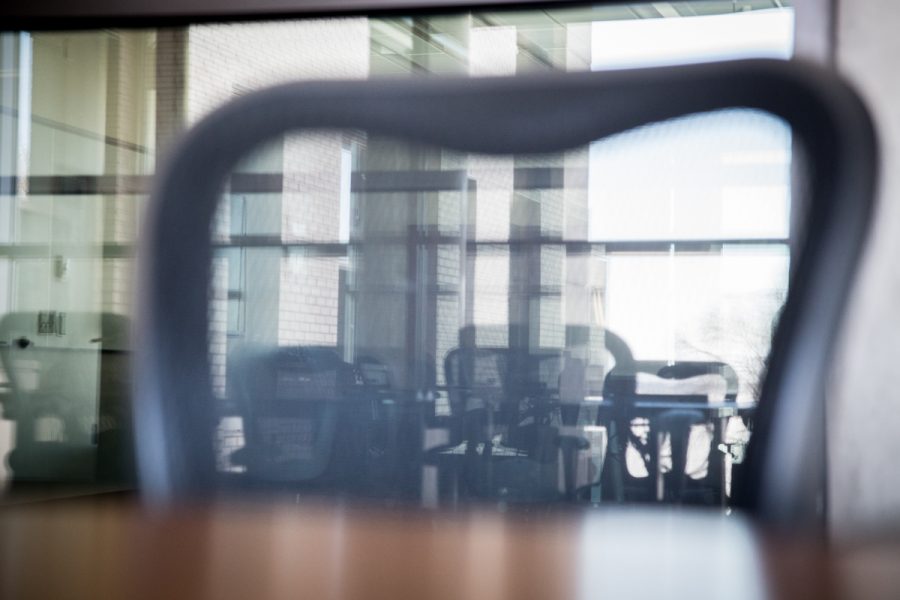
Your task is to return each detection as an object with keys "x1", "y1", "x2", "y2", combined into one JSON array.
[
  {"x1": 0, "y1": 2, "x2": 794, "y2": 503},
  {"x1": 210, "y1": 111, "x2": 791, "y2": 507}
]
